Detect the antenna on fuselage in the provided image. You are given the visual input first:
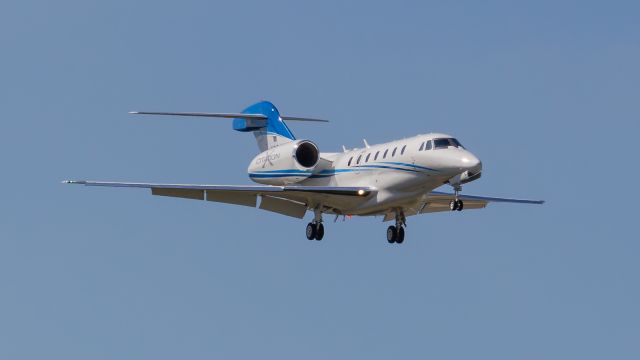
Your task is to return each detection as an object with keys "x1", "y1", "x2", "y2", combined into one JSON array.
[
  {"x1": 363, "y1": 139, "x2": 370, "y2": 148},
  {"x1": 342, "y1": 145, "x2": 347, "y2": 152}
]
